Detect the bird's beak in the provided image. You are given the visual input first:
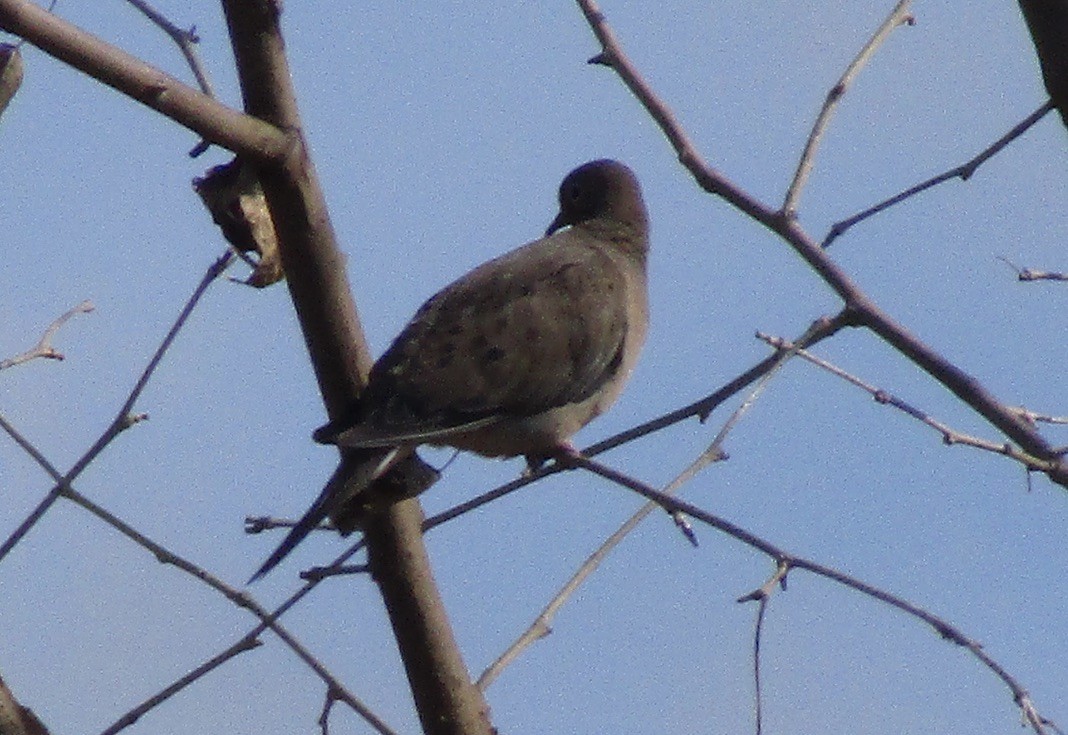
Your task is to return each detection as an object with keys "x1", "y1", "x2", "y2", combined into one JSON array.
[{"x1": 545, "y1": 211, "x2": 568, "y2": 237}]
